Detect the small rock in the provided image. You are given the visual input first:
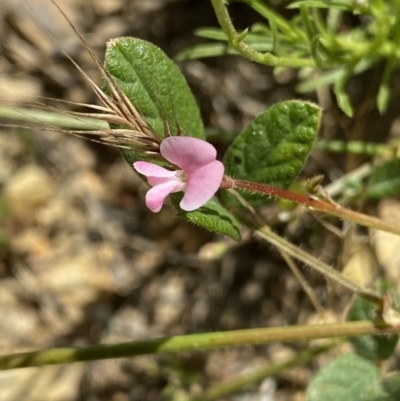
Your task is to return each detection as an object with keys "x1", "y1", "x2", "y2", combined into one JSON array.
[
  {"x1": 342, "y1": 243, "x2": 377, "y2": 287},
  {"x1": 240, "y1": 280, "x2": 264, "y2": 304},
  {"x1": 153, "y1": 275, "x2": 185, "y2": 329},
  {"x1": 4, "y1": 165, "x2": 55, "y2": 219},
  {"x1": 372, "y1": 199, "x2": 400, "y2": 290},
  {"x1": 12, "y1": 228, "x2": 51, "y2": 257}
]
